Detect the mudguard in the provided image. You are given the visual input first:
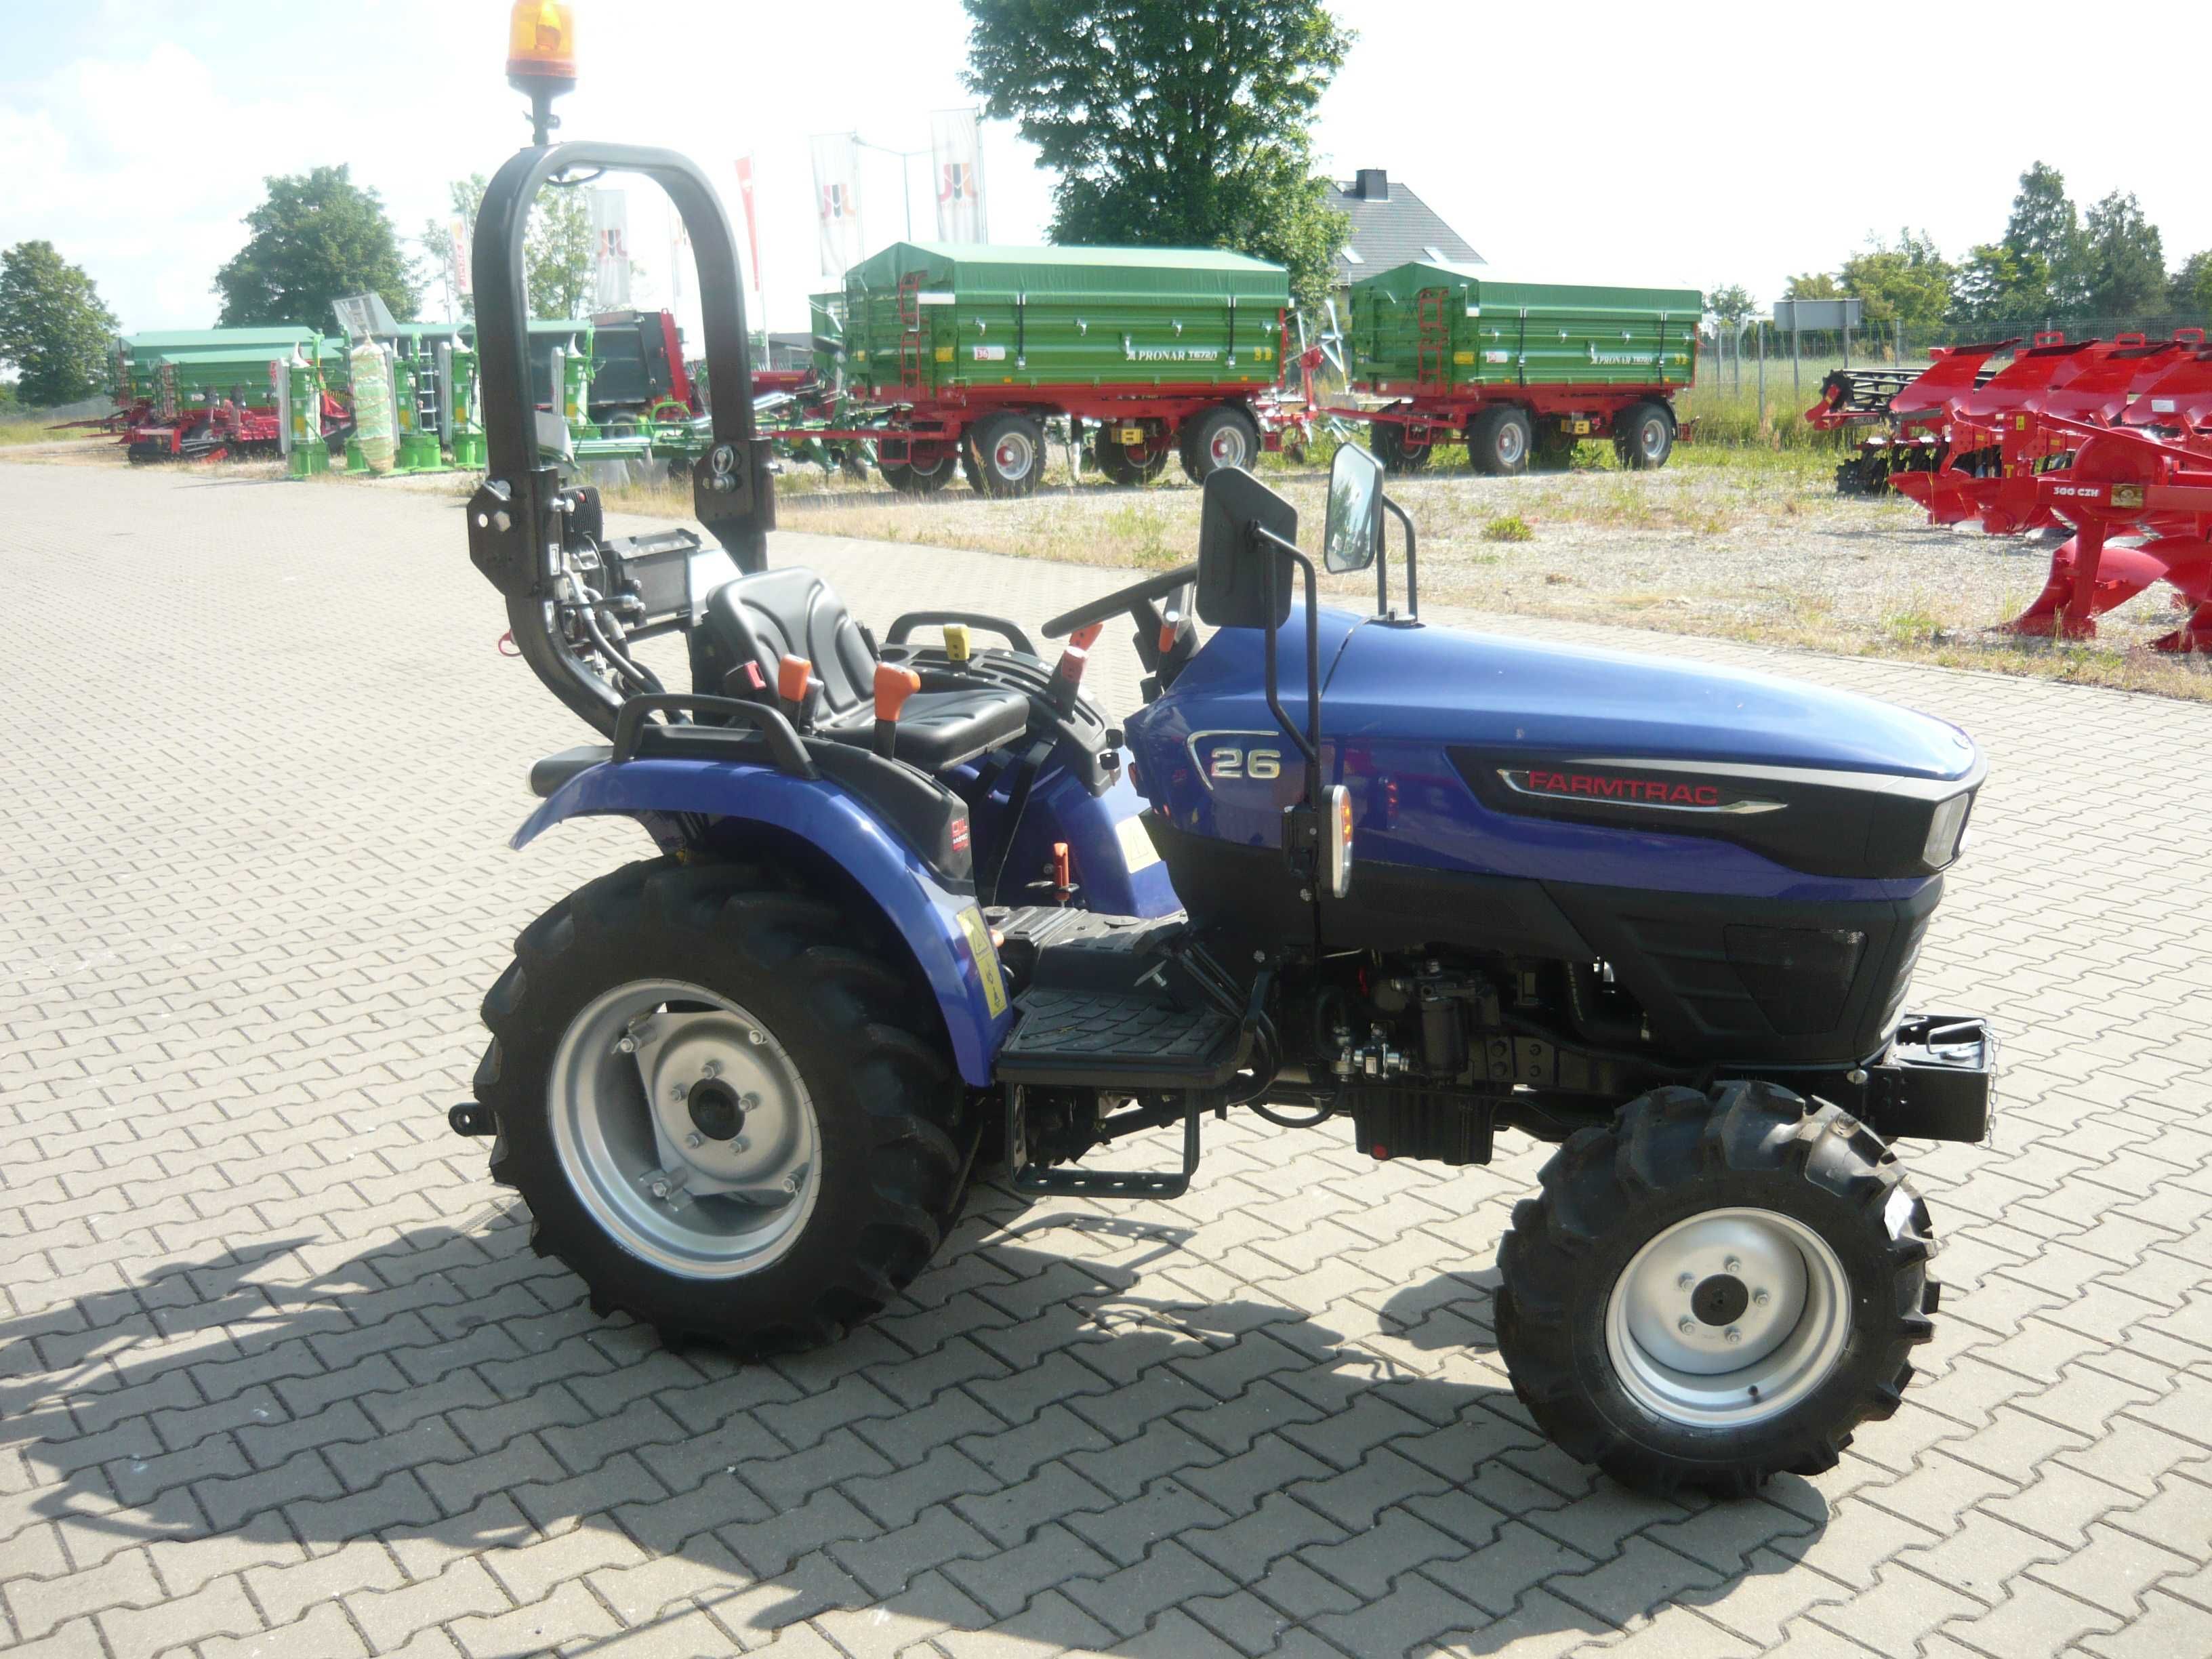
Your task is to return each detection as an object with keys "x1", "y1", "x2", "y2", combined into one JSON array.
[{"x1": 513, "y1": 757, "x2": 1014, "y2": 1086}]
